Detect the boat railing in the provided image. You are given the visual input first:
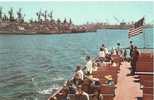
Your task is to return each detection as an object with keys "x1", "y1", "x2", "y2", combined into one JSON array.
[
  {"x1": 138, "y1": 48, "x2": 153, "y2": 54},
  {"x1": 122, "y1": 47, "x2": 154, "y2": 56}
]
